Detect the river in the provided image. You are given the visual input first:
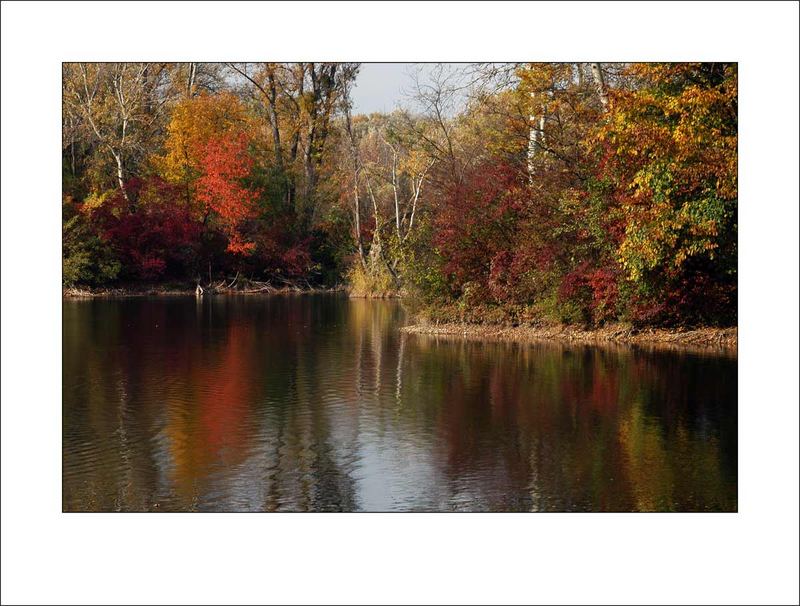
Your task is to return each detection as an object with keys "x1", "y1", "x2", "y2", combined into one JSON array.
[{"x1": 63, "y1": 294, "x2": 737, "y2": 512}]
